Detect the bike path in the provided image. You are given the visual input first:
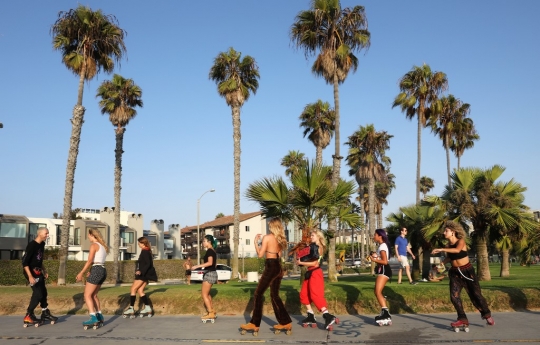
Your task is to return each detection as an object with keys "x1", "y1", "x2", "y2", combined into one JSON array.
[{"x1": 1, "y1": 312, "x2": 539, "y2": 344}]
